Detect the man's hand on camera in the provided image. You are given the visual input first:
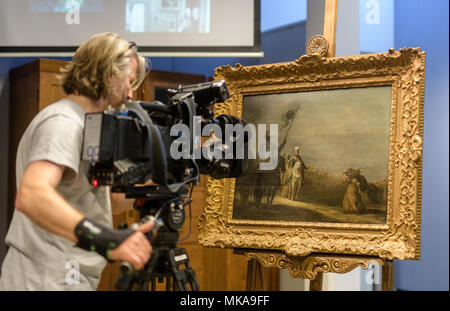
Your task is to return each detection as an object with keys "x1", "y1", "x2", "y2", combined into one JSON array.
[
  {"x1": 108, "y1": 220, "x2": 154, "y2": 270},
  {"x1": 134, "y1": 179, "x2": 158, "y2": 187}
]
